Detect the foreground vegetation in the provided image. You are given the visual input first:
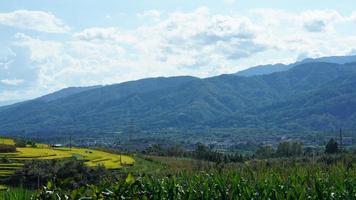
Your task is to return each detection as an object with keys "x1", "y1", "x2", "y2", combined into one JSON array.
[
  {"x1": 0, "y1": 188, "x2": 33, "y2": 200},
  {"x1": 34, "y1": 155, "x2": 356, "y2": 199},
  {"x1": 0, "y1": 136, "x2": 354, "y2": 199}
]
